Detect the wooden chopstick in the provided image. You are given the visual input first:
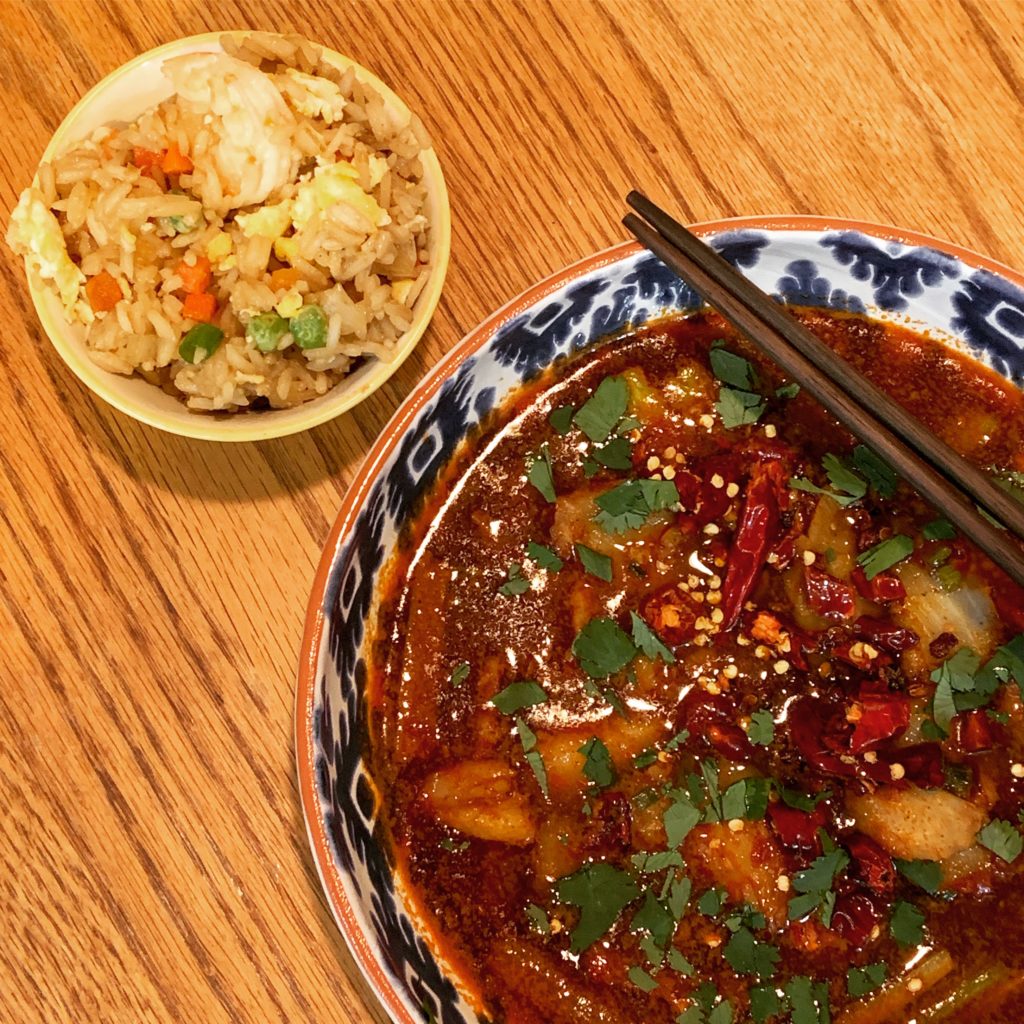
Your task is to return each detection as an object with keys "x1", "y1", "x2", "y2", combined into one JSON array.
[{"x1": 623, "y1": 193, "x2": 1024, "y2": 590}]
